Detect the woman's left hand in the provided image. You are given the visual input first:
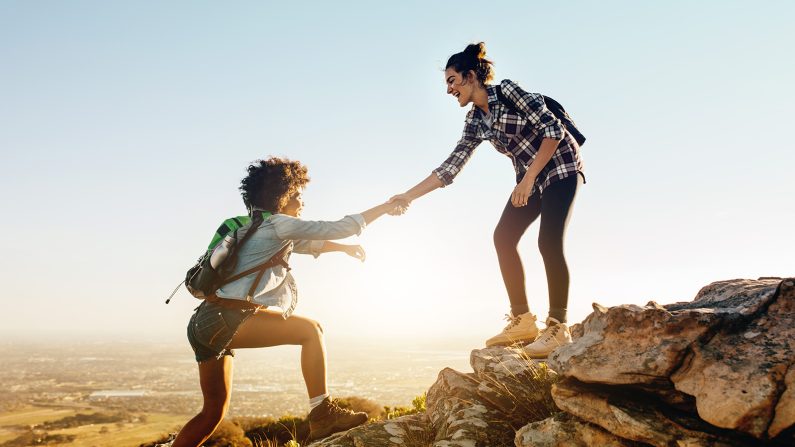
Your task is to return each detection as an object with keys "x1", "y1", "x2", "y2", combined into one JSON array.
[
  {"x1": 511, "y1": 175, "x2": 535, "y2": 207},
  {"x1": 343, "y1": 244, "x2": 366, "y2": 262}
]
